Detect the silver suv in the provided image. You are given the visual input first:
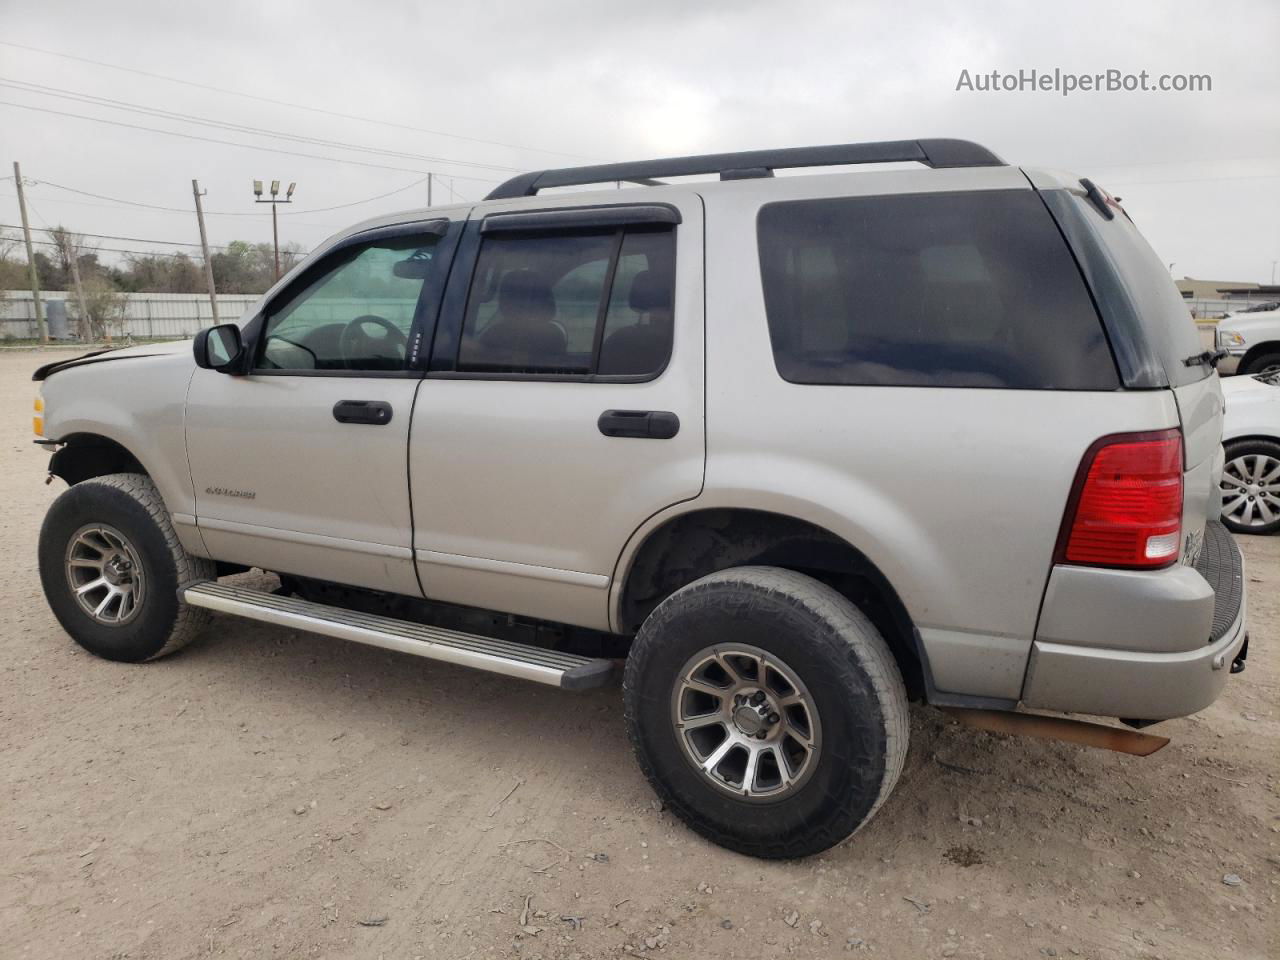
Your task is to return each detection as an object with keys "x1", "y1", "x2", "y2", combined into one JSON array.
[{"x1": 32, "y1": 140, "x2": 1248, "y2": 859}]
